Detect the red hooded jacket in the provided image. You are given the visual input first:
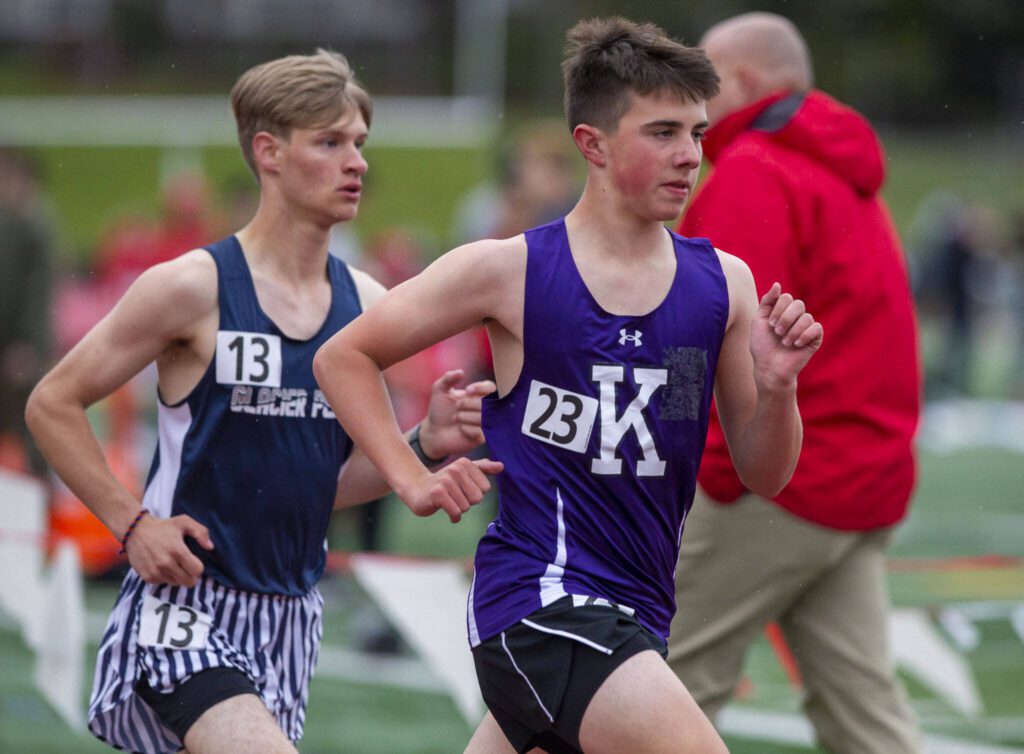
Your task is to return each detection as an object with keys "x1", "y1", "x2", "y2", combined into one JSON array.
[{"x1": 680, "y1": 90, "x2": 921, "y2": 530}]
